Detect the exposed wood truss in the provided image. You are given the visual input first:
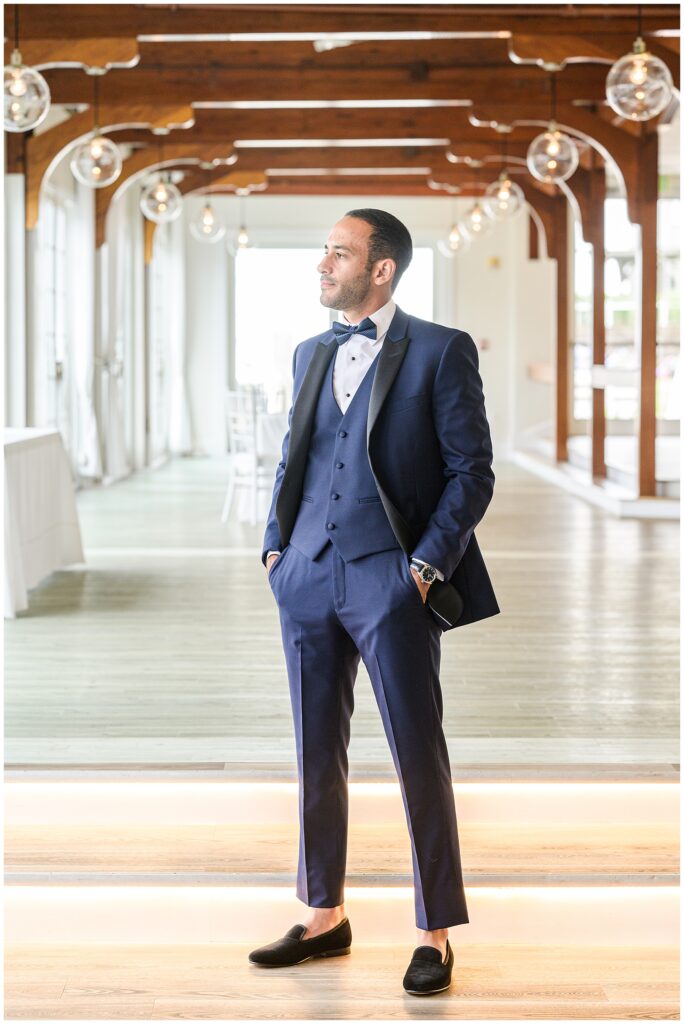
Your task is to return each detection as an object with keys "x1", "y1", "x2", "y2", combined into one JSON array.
[{"x1": 4, "y1": 4, "x2": 680, "y2": 496}]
